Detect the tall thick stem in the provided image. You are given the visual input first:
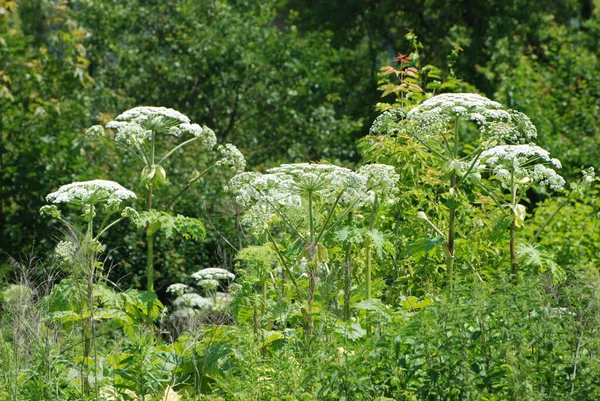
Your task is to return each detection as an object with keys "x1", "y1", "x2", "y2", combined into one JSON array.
[
  {"x1": 146, "y1": 234, "x2": 155, "y2": 293},
  {"x1": 510, "y1": 170, "x2": 517, "y2": 277},
  {"x1": 510, "y1": 220, "x2": 517, "y2": 276},
  {"x1": 365, "y1": 195, "x2": 378, "y2": 299},
  {"x1": 146, "y1": 131, "x2": 156, "y2": 292},
  {"x1": 343, "y1": 242, "x2": 351, "y2": 322},
  {"x1": 146, "y1": 184, "x2": 155, "y2": 292},
  {"x1": 447, "y1": 173, "x2": 457, "y2": 291},
  {"x1": 83, "y1": 205, "x2": 96, "y2": 396},
  {"x1": 306, "y1": 190, "x2": 315, "y2": 341}
]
